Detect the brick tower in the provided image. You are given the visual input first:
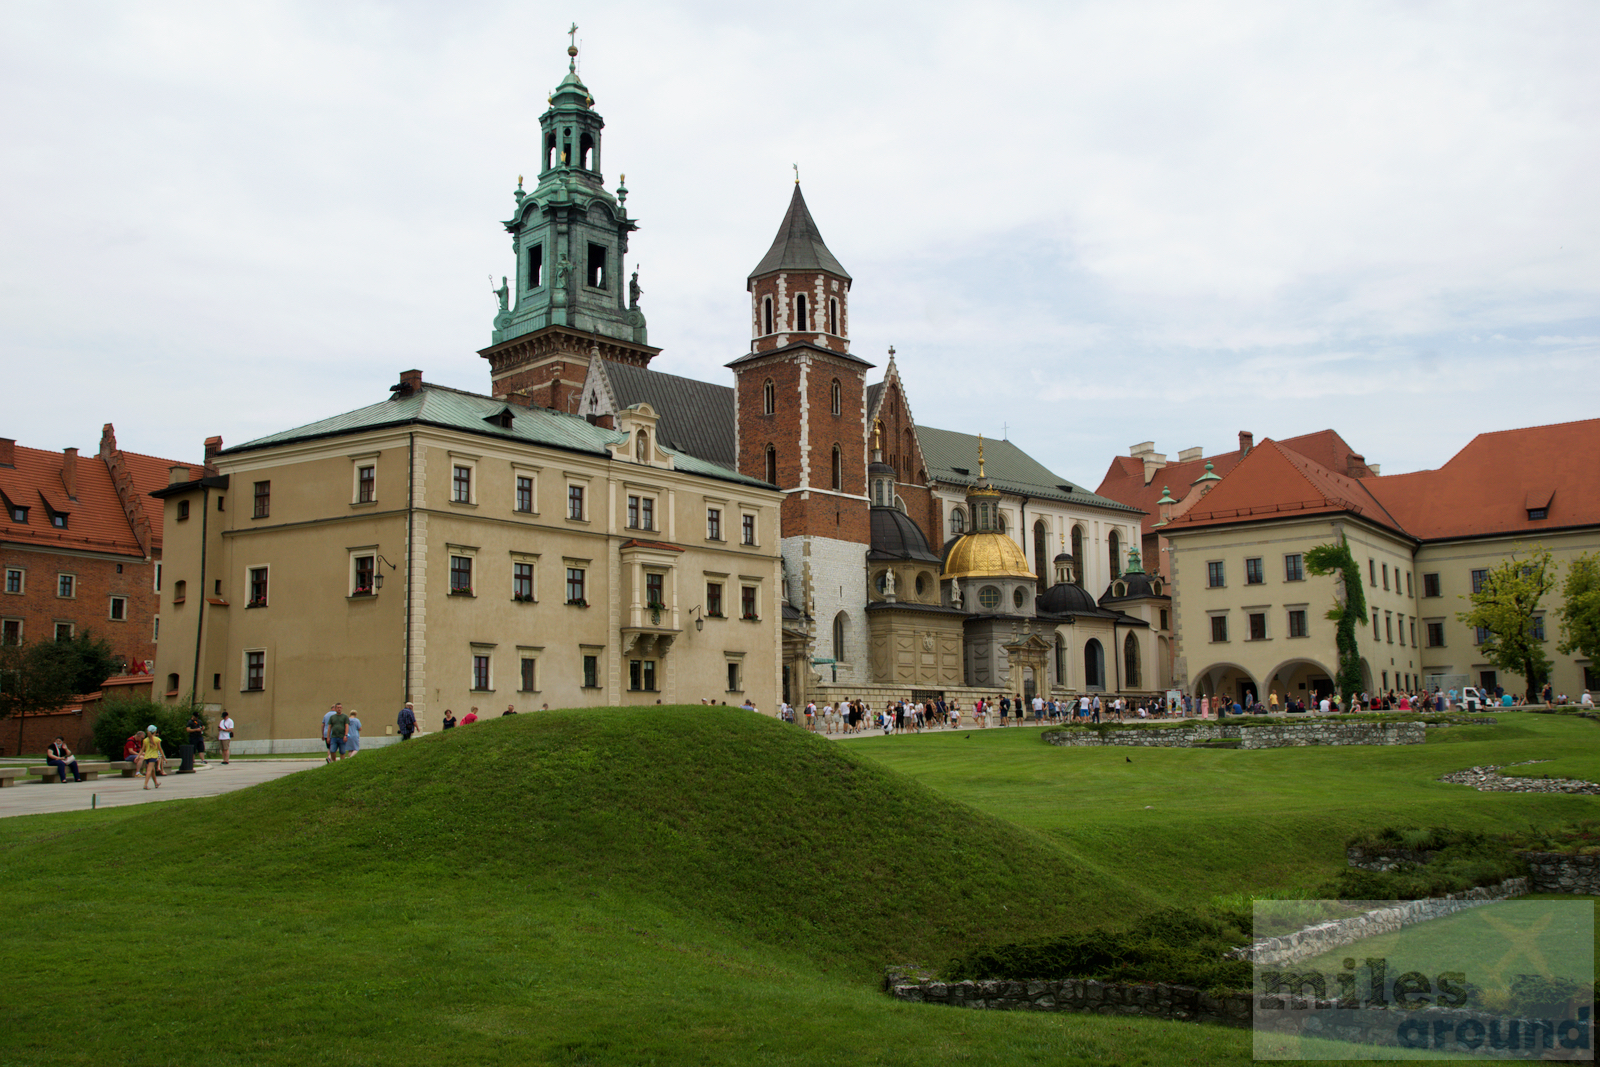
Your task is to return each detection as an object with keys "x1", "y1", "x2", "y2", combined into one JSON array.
[
  {"x1": 729, "y1": 182, "x2": 874, "y2": 684},
  {"x1": 479, "y1": 36, "x2": 658, "y2": 411}
]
